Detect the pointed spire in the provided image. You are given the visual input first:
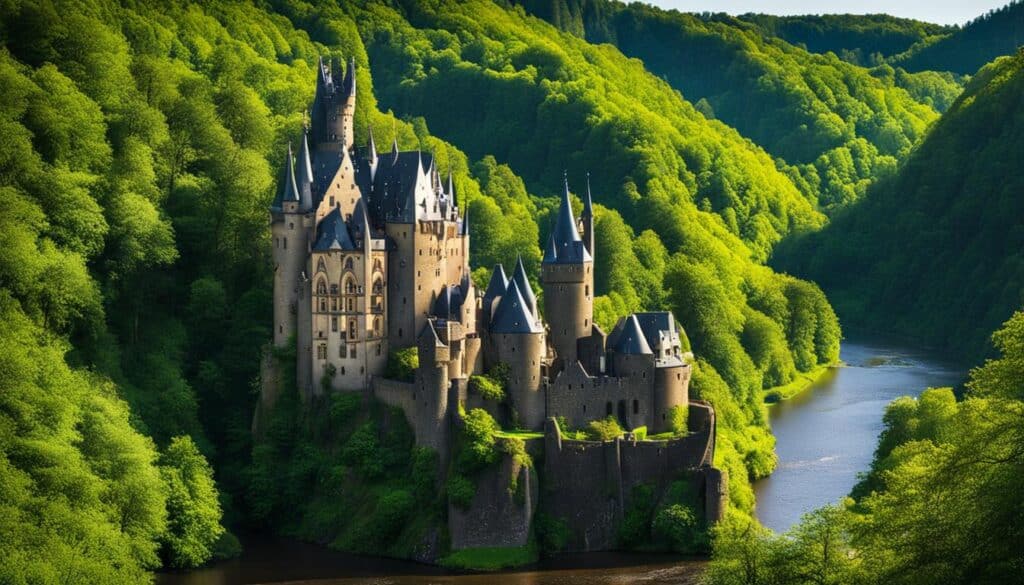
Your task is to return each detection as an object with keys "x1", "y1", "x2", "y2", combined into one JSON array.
[
  {"x1": 367, "y1": 126, "x2": 377, "y2": 160},
  {"x1": 544, "y1": 174, "x2": 591, "y2": 264},
  {"x1": 391, "y1": 133, "x2": 399, "y2": 163},
  {"x1": 483, "y1": 264, "x2": 509, "y2": 313},
  {"x1": 461, "y1": 204, "x2": 469, "y2": 236},
  {"x1": 512, "y1": 255, "x2": 538, "y2": 318},
  {"x1": 343, "y1": 56, "x2": 356, "y2": 98},
  {"x1": 447, "y1": 169, "x2": 456, "y2": 198},
  {"x1": 297, "y1": 131, "x2": 314, "y2": 211},
  {"x1": 491, "y1": 280, "x2": 542, "y2": 334},
  {"x1": 278, "y1": 142, "x2": 300, "y2": 206},
  {"x1": 614, "y1": 315, "x2": 653, "y2": 355},
  {"x1": 582, "y1": 172, "x2": 594, "y2": 219}
]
